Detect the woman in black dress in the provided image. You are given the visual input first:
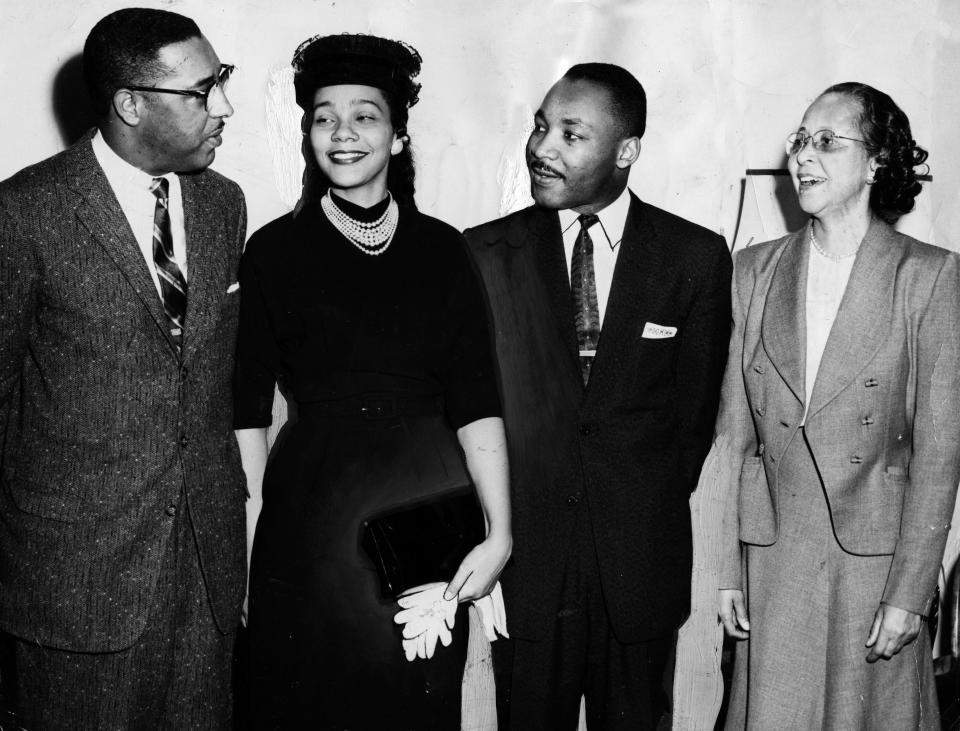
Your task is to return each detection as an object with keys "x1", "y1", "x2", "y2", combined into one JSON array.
[{"x1": 234, "y1": 34, "x2": 511, "y2": 729}]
